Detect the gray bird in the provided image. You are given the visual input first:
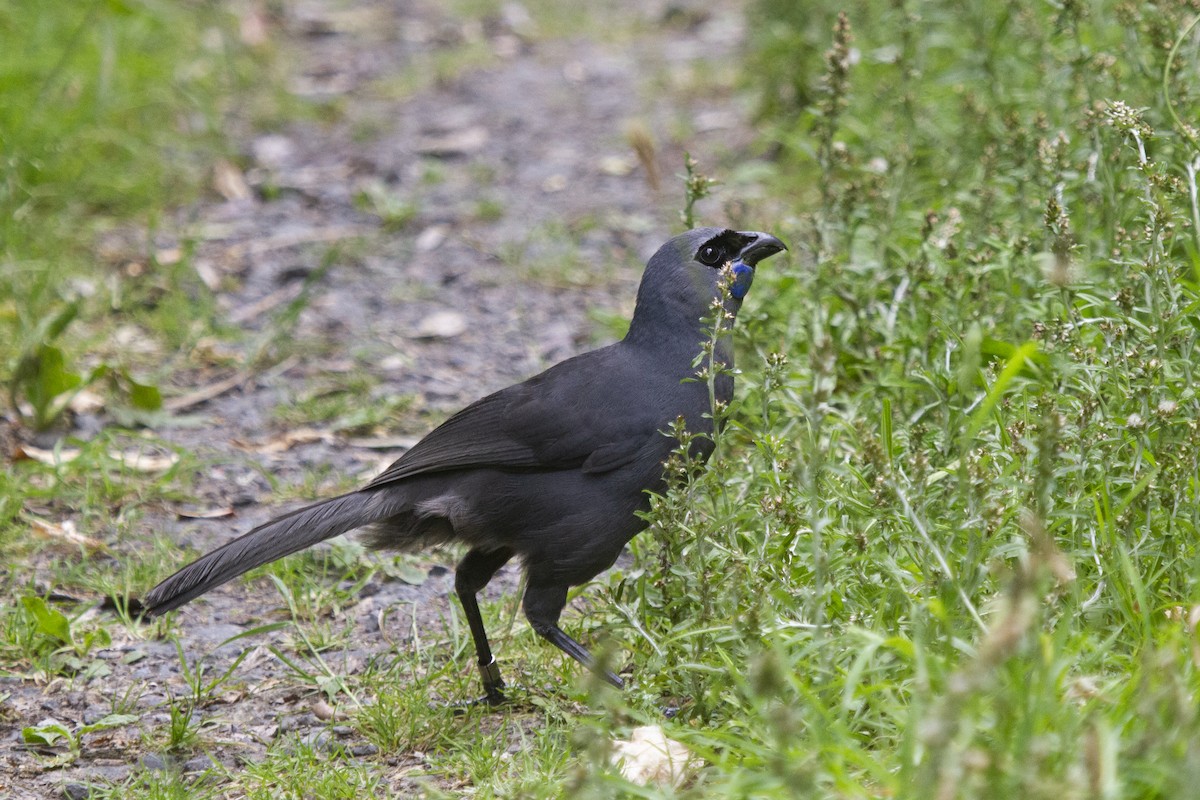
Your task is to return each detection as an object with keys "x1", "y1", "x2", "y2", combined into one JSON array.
[{"x1": 142, "y1": 227, "x2": 786, "y2": 702}]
